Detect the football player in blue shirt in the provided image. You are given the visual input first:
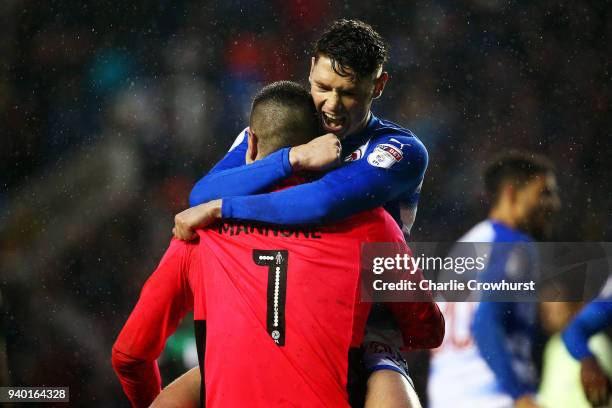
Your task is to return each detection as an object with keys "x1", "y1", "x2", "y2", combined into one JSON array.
[
  {"x1": 429, "y1": 152, "x2": 560, "y2": 408},
  {"x1": 177, "y1": 19, "x2": 427, "y2": 236},
  {"x1": 471, "y1": 153, "x2": 560, "y2": 408},
  {"x1": 173, "y1": 19, "x2": 428, "y2": 407}
]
